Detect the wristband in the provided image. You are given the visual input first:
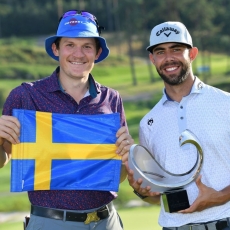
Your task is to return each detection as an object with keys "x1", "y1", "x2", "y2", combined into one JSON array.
[{"x1": 133, "y1": 190, "x2": 148, "y2": 199}]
